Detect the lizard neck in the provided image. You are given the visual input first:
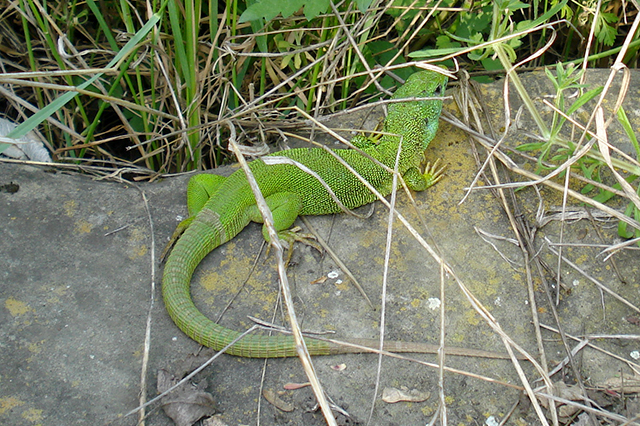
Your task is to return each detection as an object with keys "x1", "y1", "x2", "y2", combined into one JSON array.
[{"x1": 375, "y1": 136, "x2": 424, "y2": 172}]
